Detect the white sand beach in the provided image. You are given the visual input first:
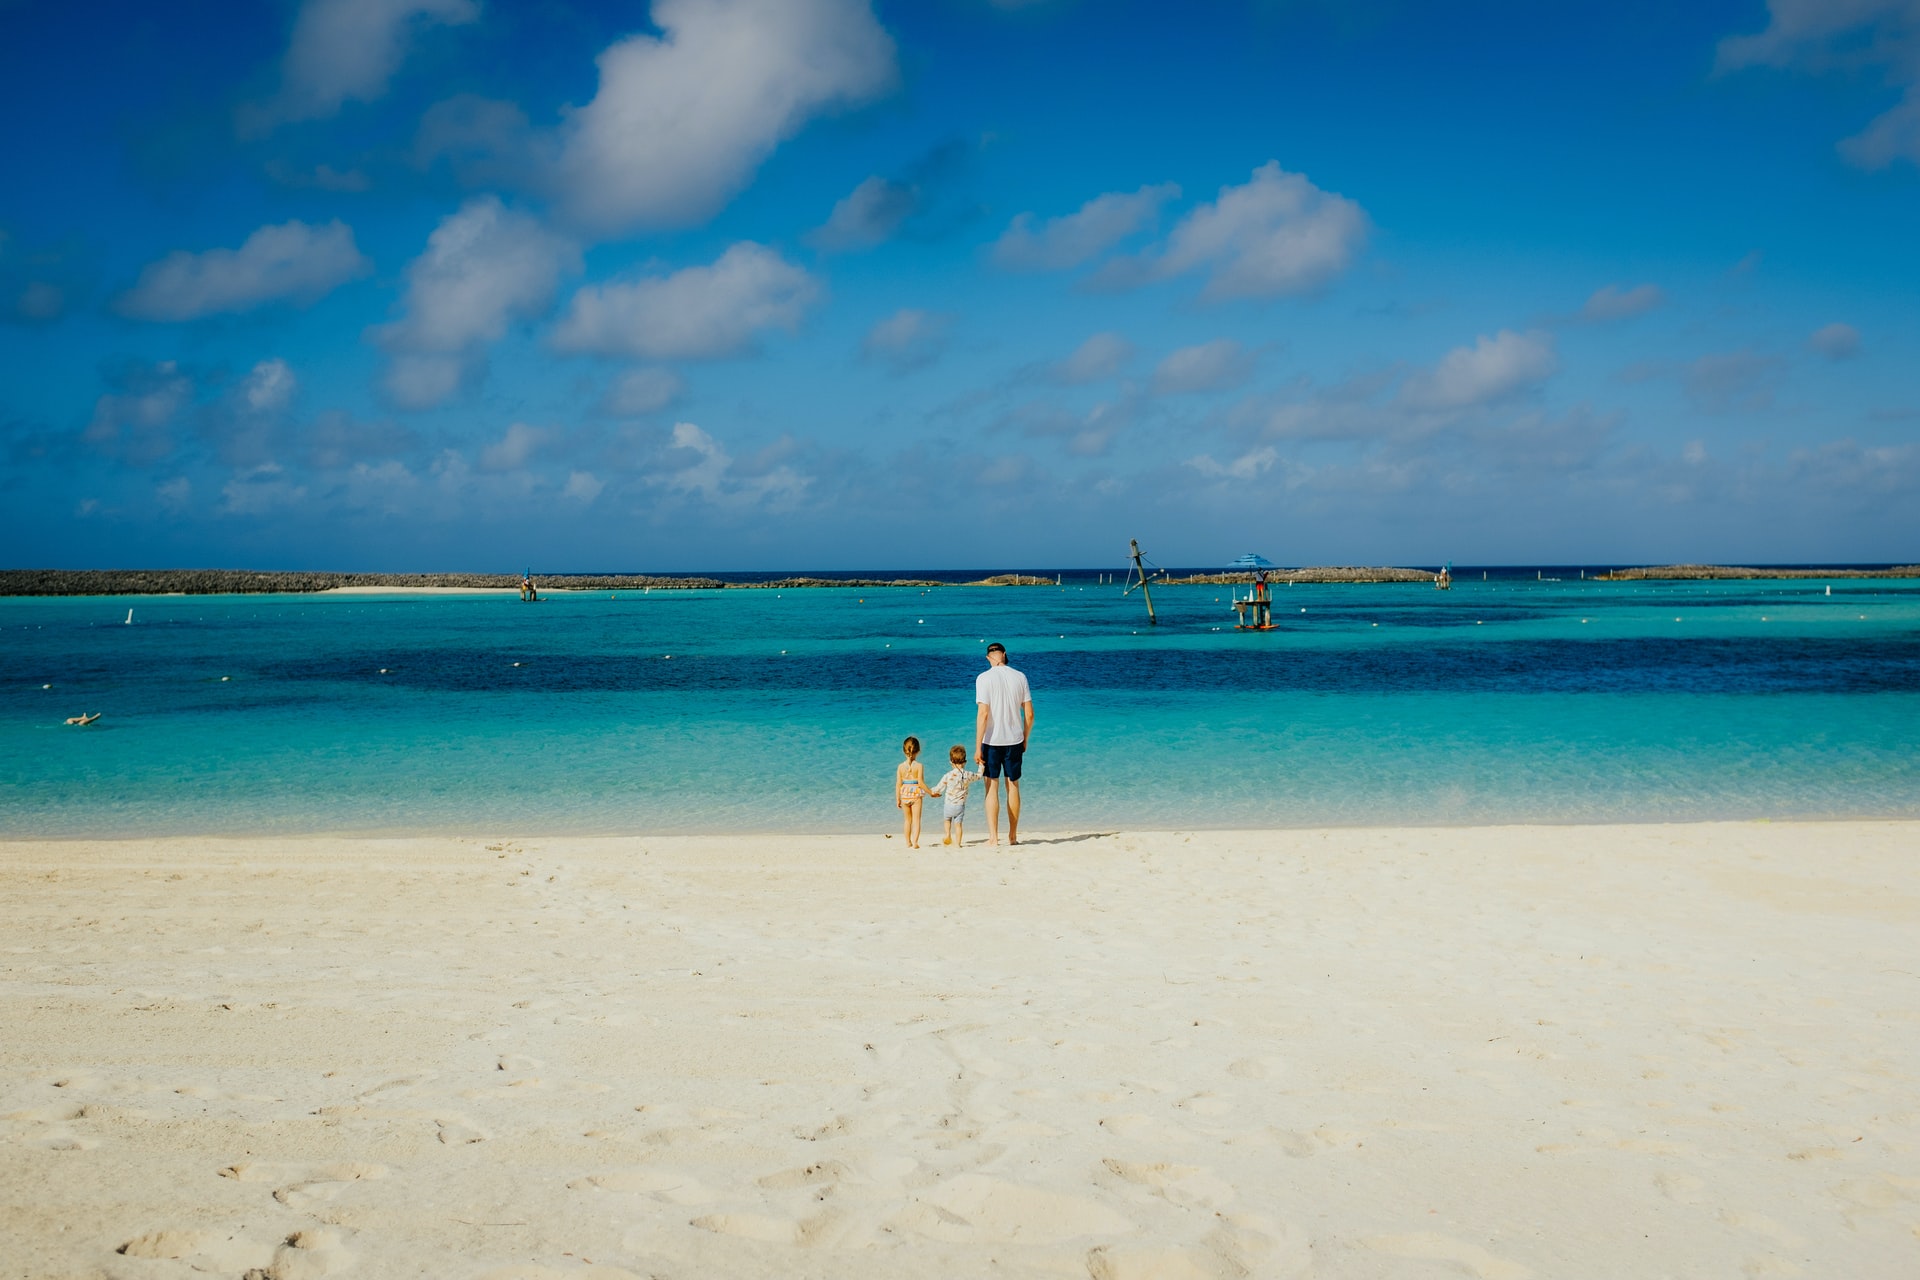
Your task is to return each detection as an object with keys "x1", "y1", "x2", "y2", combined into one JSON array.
[{"x1": 3, "y1": 822, "x2": 1916, "y2": 1278}]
